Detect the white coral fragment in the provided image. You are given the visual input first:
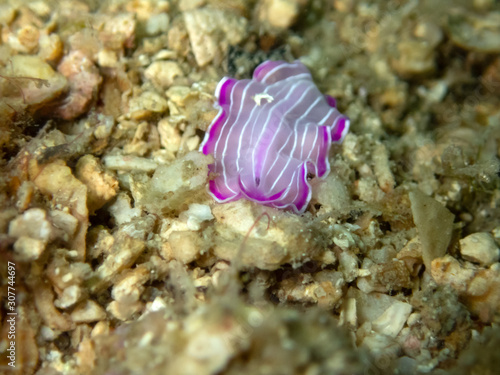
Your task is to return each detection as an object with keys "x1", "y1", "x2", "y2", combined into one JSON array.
[{"x1": 181, "y1": 204, "x2": 214, "y2": 230}]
